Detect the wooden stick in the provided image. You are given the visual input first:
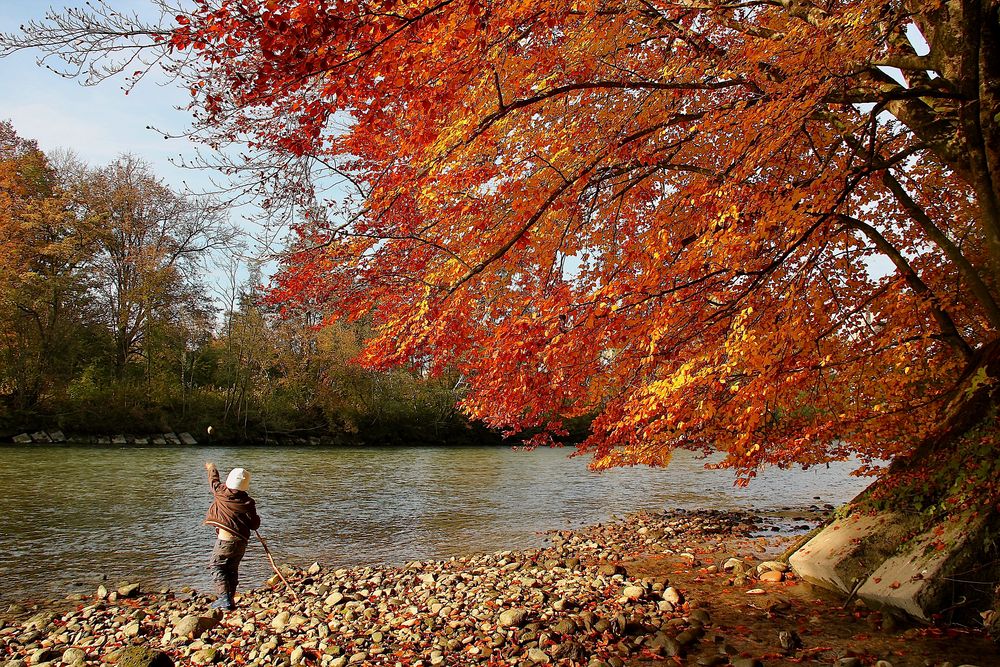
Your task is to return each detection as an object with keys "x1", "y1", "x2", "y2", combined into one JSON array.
[{"x1": 255, "y1": 530, "x2": 300, "y2": 602}]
